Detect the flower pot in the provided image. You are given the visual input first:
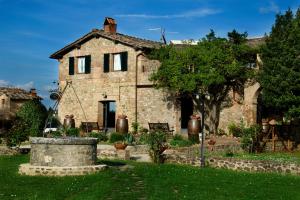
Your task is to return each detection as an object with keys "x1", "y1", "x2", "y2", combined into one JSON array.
[{"x1": 114, "y1": 142, "x2": 128, "y2": 150}]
